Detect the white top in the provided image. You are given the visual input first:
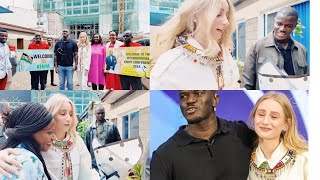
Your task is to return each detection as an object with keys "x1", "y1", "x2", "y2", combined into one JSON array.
[
  {"x1": 0, "y1": 43, "x2": 12, "y2": 79},
  {"x1": 106, "y1": 40, "x2": 124, "y2": 48},
  {"x1": 41, "y1": 135, "x2": 97, "y2": 180},
  {"x1": 248, "y1": 142, "x2": 308, "y2": 180},
  {"x1": 150, "y1": 37, "x2": 240, "y2": 90},
  {"x1": 77, "y1": 44, "x2": 91, "y2": 72}
]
